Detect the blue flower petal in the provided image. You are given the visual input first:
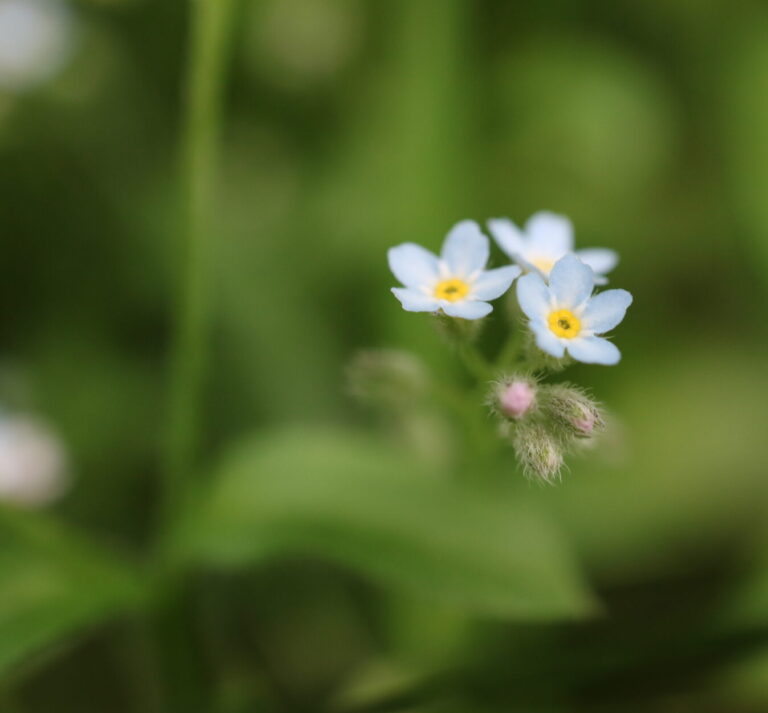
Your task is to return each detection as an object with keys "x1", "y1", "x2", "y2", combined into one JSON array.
[
  {"x1": 567, "y1": 336, "x2": 621, "y2": 365},
  {"x1": 516, "y1": 272, "x2": 551, "y2": 321},
  {"x1": 388, "y1": 243, "x2": 439, "y2": 288},
  {"x1": 549, "y1": 254, "x2": 594, "y2": 309},
  {"x1": 487, "y1": 218, "x2": 526, "y2": 259},
  {"x1": 581, "y1": 289, "x2": 632, "y2": 334},
  {"x1": 391, "y1": 287, "x2": 440, "y2": 312},
  {"x1": 576, "y1": 248, "x2": 619, "y2": 276},
  {"x1": 440, "y1": 221, "x2": 489, "y2": 278},
  {"x1": 531, "y1": 321, "x2": 566, "y2": 358},
  {"x1": 525, "y1": 212, "x2": 573, "y2": 255},
  {"x1": 442, "y1": 300, "x2": 492, "y2": 320},
  {"x1": 472, "y1": 265, "x2": 521, "y2": 301}
]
